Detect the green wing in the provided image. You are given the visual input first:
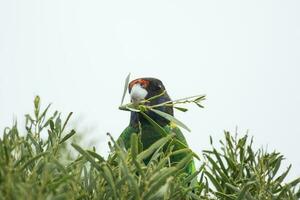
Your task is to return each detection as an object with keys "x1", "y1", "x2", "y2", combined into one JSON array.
[
  {"x1": 165, "y1": 124, "x2": 196, "y2": 175},
  {"x1": 117, "y1": 125, "x2": 138, "y2": 149}
]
